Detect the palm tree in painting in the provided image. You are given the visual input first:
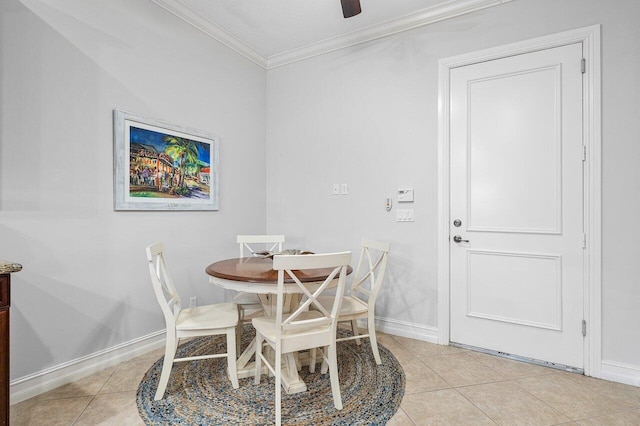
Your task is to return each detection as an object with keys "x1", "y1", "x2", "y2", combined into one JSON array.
[{"x1": 164, "y1": 136, "x2": 199, "y2": 190}]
